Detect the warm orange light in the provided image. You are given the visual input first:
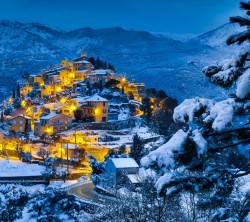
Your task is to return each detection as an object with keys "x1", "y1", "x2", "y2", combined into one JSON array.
[
  {"x1": 70, "y1": 105, "x2": 76, "y2": 111},
  {"x1": 60, "y1": 97, "x2": 67, "y2": 103},
  {"x1": 45, "y1": 126, "x2": 53, "y2": 134},
  {"x1": 21, "y1": 100, "x2": 27, "y2": 107},
  {"x1": 26, "y1": 107, "x2": 32, "y2": 116}
]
